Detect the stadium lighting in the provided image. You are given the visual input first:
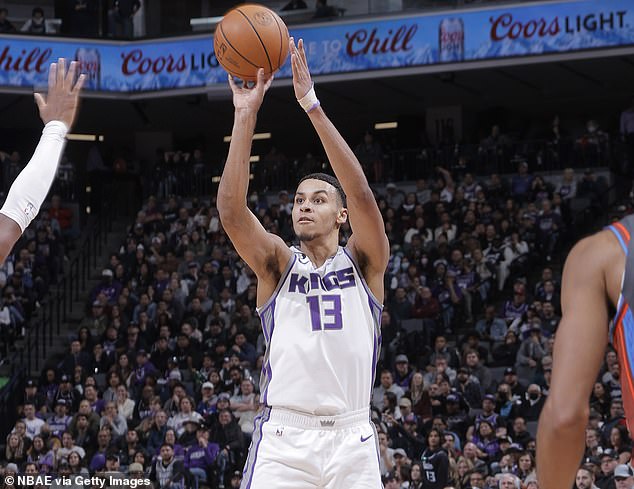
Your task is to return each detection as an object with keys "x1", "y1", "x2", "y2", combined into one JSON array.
[
  {"x1": 374, "y1": 122, "x2": 398, "y2": 130},
  {"x1": 224, "y1": 132, "x2": 271, "y2": 142},
  {"x1": 250, "y1": 155, "x2": 260, "y2": 162}
]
